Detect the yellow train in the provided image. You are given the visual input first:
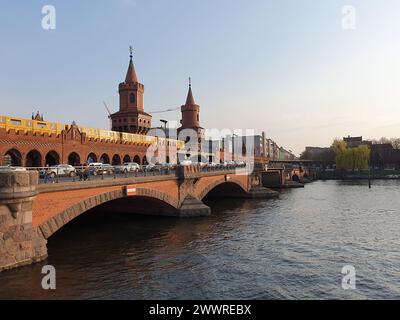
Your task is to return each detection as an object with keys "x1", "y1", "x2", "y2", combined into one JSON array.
[{"x1": 0, "y1": 115, "x2": 185, "y2": 149}]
